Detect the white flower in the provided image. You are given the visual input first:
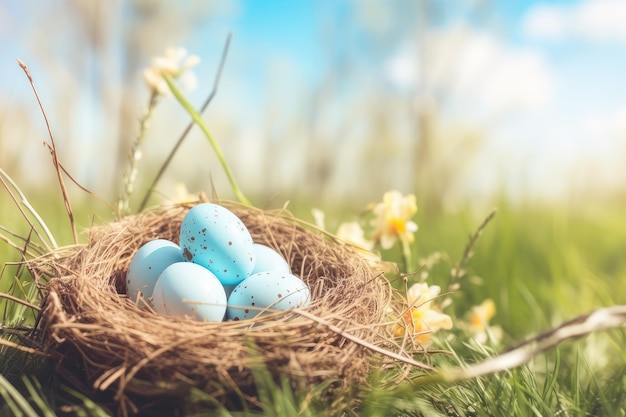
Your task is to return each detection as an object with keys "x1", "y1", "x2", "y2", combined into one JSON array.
[
  {"x1": 311, "y1": 208, "x2": 326, "y2": 230},
  {"x1": 143, "y1": 47, "x2": 200, "y2": 95},
  {"x1": 311, "y1": 209, "x2": 381, "y2": 266},
  {"x1": 370, "y1": 190, "x2": 418, "y2": 249},
  {"x1": 336, "y1": 221, "x2": 374, "y2": 251},
  {"x1": 407, "y1": 282, "x2": 441, "y2": 311}
]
